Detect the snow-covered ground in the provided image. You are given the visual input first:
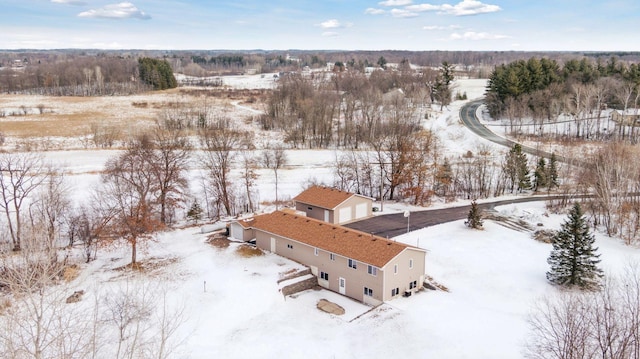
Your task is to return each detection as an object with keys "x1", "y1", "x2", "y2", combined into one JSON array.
[
  {"x1": 70, "y1": 196, "x2": 640, "y2": 358},
  {"x1": 5, "y1": 76, "x2": 640, "y2": 358}
]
